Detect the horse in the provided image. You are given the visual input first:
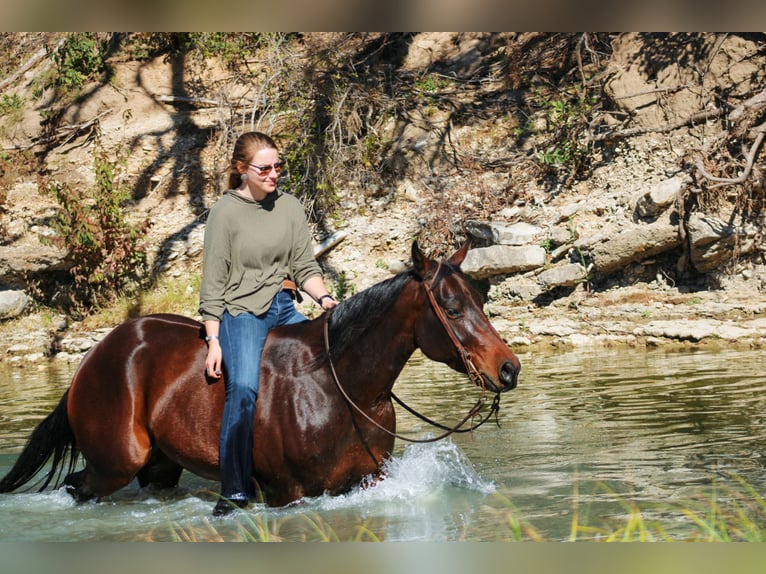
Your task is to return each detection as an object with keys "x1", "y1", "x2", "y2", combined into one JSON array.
[{"x1": 0, "y1": 241, "x2": 520, "y2": 508}]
